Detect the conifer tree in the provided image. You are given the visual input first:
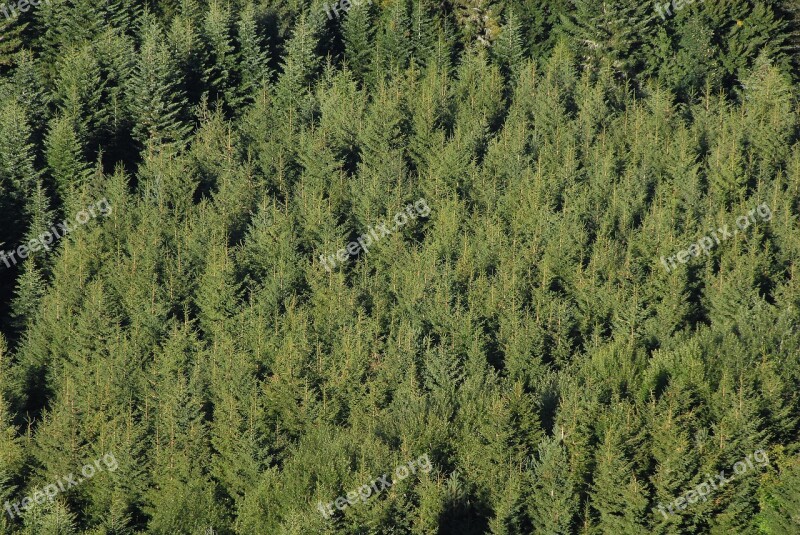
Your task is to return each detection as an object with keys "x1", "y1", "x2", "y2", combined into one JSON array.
[
  {"x1": 0, "y1": 98, "x2": 39, "y2": 251},
  {"x1": 52, "y1": 43, "x2": 107, "y2": 153},
  {"x1": 670, "y1": 15, "x2": 718, "y2": 96},
  {"x1": 0, "y1": 9, "x2": 26, "y2": 70},
  {"x1": 35, "y1": 0, "x2": 78, "y2": 67},
  {"x1": 12, "y1": 50, "x2": 52, "y2": 145},
  {"x1": 45, "y1": 116, "x2": 93, "y2": 210},
  {"x1": 236, "y1": 2, "x2": 271, "y2": 104},
  {"x1": 561, "y1": 0, "x2": 654, "y2": 79},
  {"x1": 409, "y1": 0, "x2": 438, "y2": 67},
  {"x1": 168, "y1": 6, "x2": 208, "y2": 108},
  {"x1": 273, "y1": 12, "x2": 322, "y2": 128},
  {"x1": 740, "y1": 53, "x2": 795, "y2": 179},
  {"x1": 589, "y1": 413, "x2": 649, "y2": 534},
  {"x1": 20, "y1": 500, "x2": 79, "y2": 534},
  {"x1": 759, "y1": 456, "x2": 800, "y2": 534},
  {"x1": 375, "y1": 0, "x2": 412, "y2": 74},
  {"x1": 342, "y1": 2, "x2": 374, "y2": 84},
  {"x1": 488, "y1": 470, "x2": 525, "y2": 535},
  {"x1": 144, "y1": 323, "x2": 226, "y2": 533},
  {"x1": 130, "y1": 13, "x2": 192, "y2": 152},
  {"x1": 105, "y1": 0, "x2": 142, "y2": 35},
  {"x1": 526, "y1": 436, "x2": 578, "y2": 534},
  {"x1": 194, "y1": 242, "x2": 243, "y2": 339},
  {"x1": 9, "y1": 260, "x2": 46, "y2": 336},
  {"x1": 452, "y1": 0, "x2": 501, "y2": 46},
  {"x1": 202, "y1": 0, "x2": 237, "y2": 109},
  {"x1": 492, "y1": 7, "x2": 525, "y2": 82},
  {"x1": 0, "y1": 334, "x2": 24, "y2": 533},
  {"x1": 406, "y1": 62, "x2": 448, "y2": 172},
  {"x1": 0, "y1": 1, "x2": 796, "y2": 532}
]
